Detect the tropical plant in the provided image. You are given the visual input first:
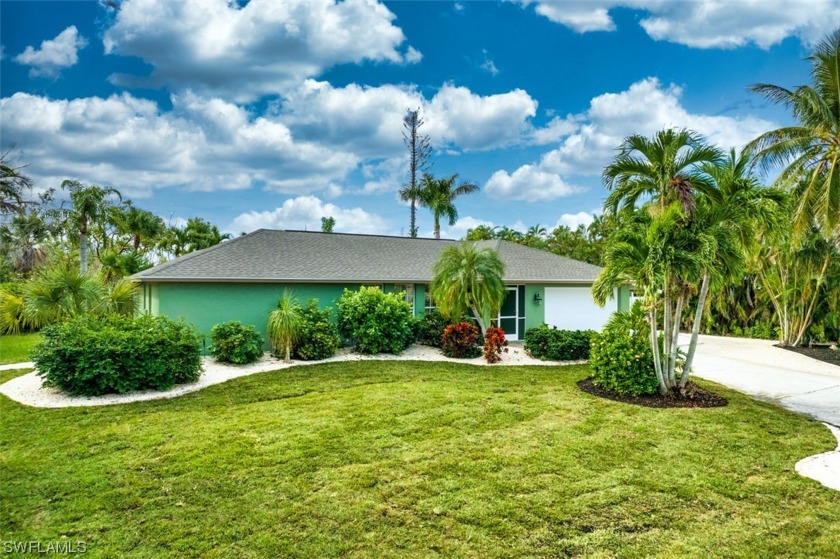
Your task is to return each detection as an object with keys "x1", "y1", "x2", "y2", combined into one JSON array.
[
  {"x1": 524, "y1": 326, "x2": 594, "y2": 361},
  {"x1": 415, "y1": 308, "x2": 451, "y2": 347},
  {"x1": 320, "y1": 216, "x2": 336, "y2": 233},
  {"x1": 441, "y1": 322, "x2": 481, "y2": 358},
  {"x1": 119, "y1": 205, "x2": 166, "y2": 252},
  {"x1": 399, "y1": 108, "x2": 432, "y2": 237},
  {"x1": 336, "y1": 286, "x2": 414, "y2": 354},
  {"x1": 61, "y1": 180, "x2": 122, "y2": 273},
  {"x1": 747, "y1": 28, "x2": 840, "y2": 236},
  {"x1": 292, "y1": 301, "x2": 341, "y2": 361},
  {"x1": 417, "y1": 173, "x2": 479, "y2": 239},
  {"x1": 267, "y1": 291, "x2": 303, "y2": 363},
  {"x1": 159, "y1": 217, "x2": 231, "y2": 257},
  {"x1": 483, "y1": 325, "x2": 508, "y2": 364},
  {"x1": 430, "y1": 242, "x2": 506, "y2": 335},
  {"x1": 209, "y1": 321, "x2": 265, "y2": 365}
]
